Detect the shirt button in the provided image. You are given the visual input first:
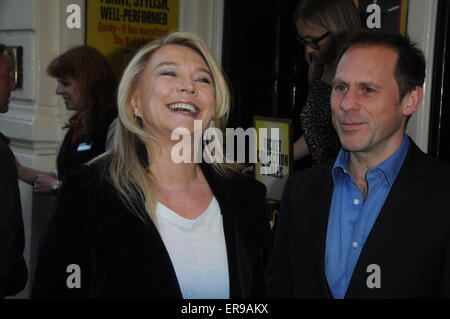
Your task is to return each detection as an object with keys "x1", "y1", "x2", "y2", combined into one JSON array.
[
  {"x1": 352, "y1": 242, "x2": 359, "y2": 248},
  {"x1": 353, "y1": 199, "x2": 360, "y2": 205}
]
